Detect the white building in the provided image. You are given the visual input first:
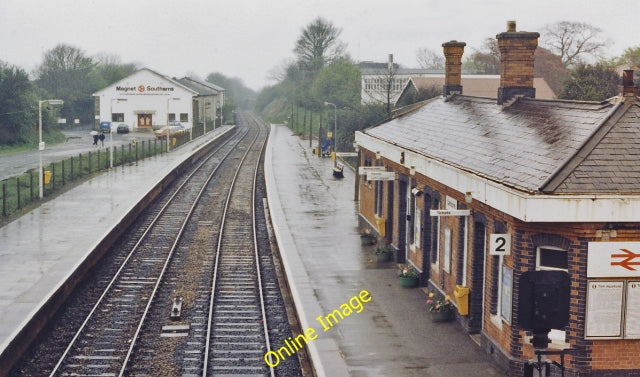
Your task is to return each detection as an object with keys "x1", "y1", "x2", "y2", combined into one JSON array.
[{"x1": 93, "y1": 68, "x2": 224, "y2": 131}]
